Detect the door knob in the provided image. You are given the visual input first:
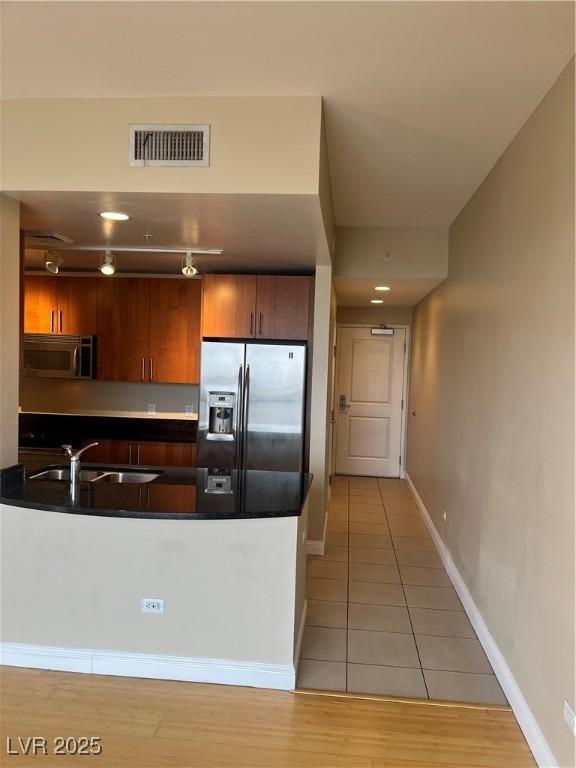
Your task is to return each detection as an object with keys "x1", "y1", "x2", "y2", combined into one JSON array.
[{"x1": 339, "y1": 394, "x2": 350, "y2": 412}]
